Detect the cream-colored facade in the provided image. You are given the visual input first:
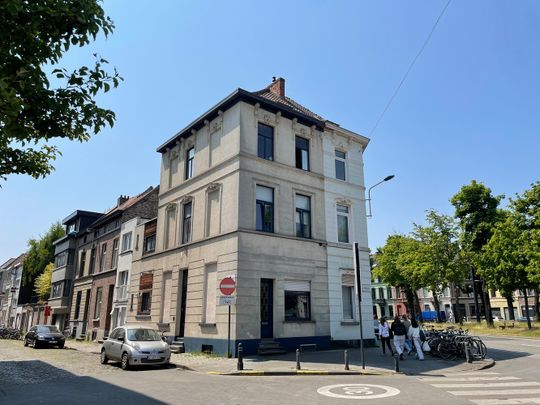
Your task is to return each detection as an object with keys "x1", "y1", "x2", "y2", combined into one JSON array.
[{"x1": 128, "y1": 79, "x2": 373, "y2": 354}]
